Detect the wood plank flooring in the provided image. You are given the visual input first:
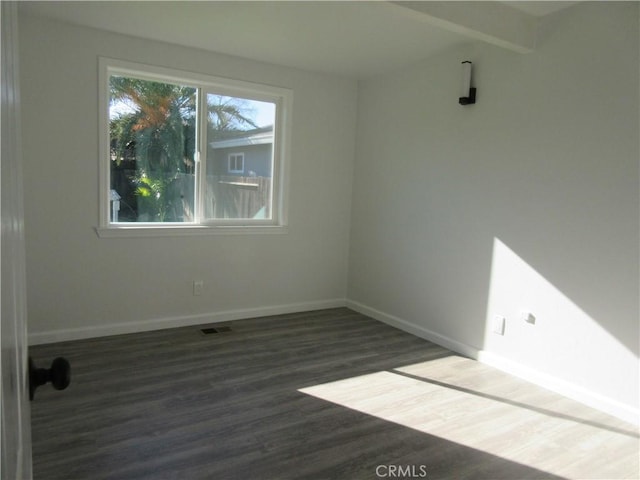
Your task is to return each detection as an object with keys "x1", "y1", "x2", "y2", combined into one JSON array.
[{"x1": 30, "y1": 308, "x2": 639, "y2": 480}]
